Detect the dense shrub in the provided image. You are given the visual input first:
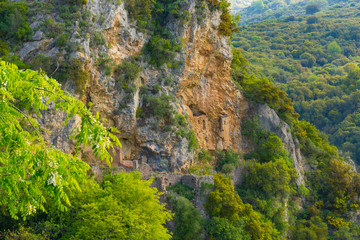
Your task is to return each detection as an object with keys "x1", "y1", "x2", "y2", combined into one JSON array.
[
  {"x1": 0, "y1": 1, "x2": 32, "y2": 42},
  {"x1": 143, "y1": 94, "x2": 175, "y2": 120},
  {"x1": 114, "y1": 59, "x2": 141, "y2": 90},
  {"x1": 0, "y1": 226, "x2": 48, "y2": 240},
  {"x1": 206, "y1": 217, "x2": 250, "y2": 240},
  {"x1": 145, "y1": 35, "x2": 177, "y2": 67},
  {"x1": 44, "y1": 18, "x2": 64, "y2": 38},
  {"x1": 168, "y1": 194, "x2": 204, "y2": 240},
  {"x1": 0, "y1": 40, "x2": 10, "y2": 57},
  {"x1": 68, "y1": 59, "x2": 89, "y2": 95},
  {"x1": 215, "y1": 150, "x2": 241, "y2": 173},
  {"x1": 167, "y1": 182, "x2": 195, "y2": 201},
  {"x1": 207, "y1": 0, "x2": 240, "y2": 36},
  {"x1": 125, "y1": 0, "x2": 155, "y2": 24},
  {"x1": 205, "y1": 175, "x2": 278, "y2": 240},
  {"x1": 306, "y1": 4, "x2": 320, "y2": 15}
]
